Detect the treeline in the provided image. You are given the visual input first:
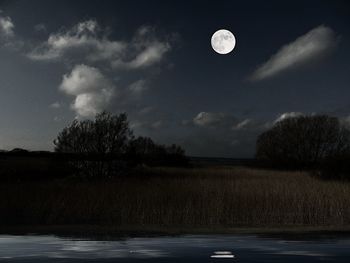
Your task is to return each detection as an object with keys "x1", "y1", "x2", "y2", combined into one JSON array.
[
  {"x1": 0, "y1": 111, "x2": 188, "y2": 180},
  {"x1": 2, "y1": 111, "x2": 350, "y2": 181},
  {"x1": 256, "y1": 115, "x2": 350, "y2": 179}
]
